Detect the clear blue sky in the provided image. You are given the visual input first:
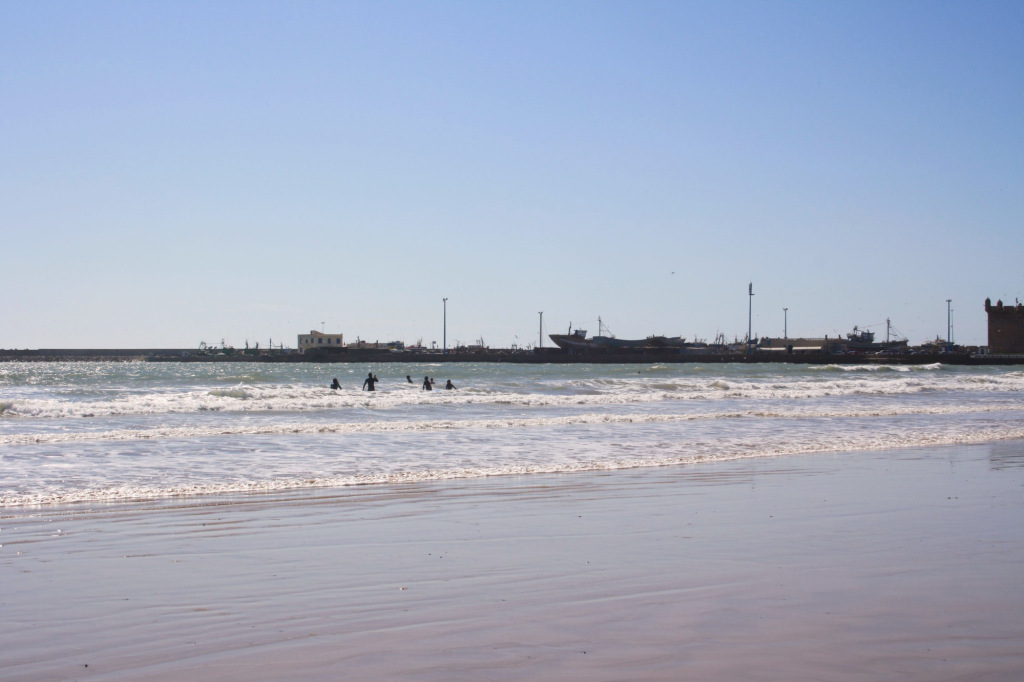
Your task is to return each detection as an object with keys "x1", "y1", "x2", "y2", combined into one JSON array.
[{"x1": 2, "y1": 1, "x2": 1022, "y2": 349}]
